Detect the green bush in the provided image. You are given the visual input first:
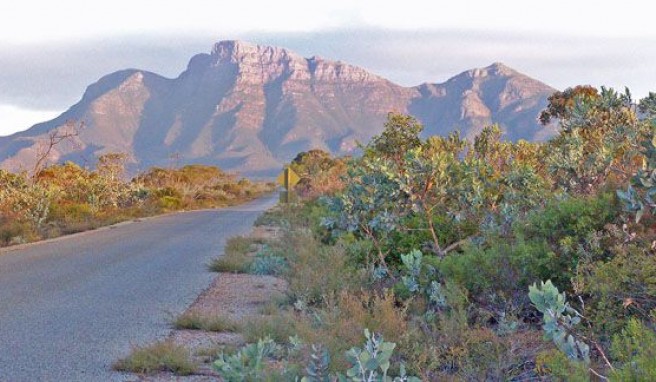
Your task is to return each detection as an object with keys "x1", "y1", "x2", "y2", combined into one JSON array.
[
  {"x1": 439, "y1": 237, "x2": 552, "y2": 299},
  {"x1": 388, "y1": 214, "x2": 477, "y2": 262},
  {"x1": 610, "y1": 319, "x2": 656, "y2": 381},
  {"x1": 517, "y1": 192, "x2": 620, "y2": 286},
  {"x1": 583, "y1": 245, "x2": 656, "y2": 337}
]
